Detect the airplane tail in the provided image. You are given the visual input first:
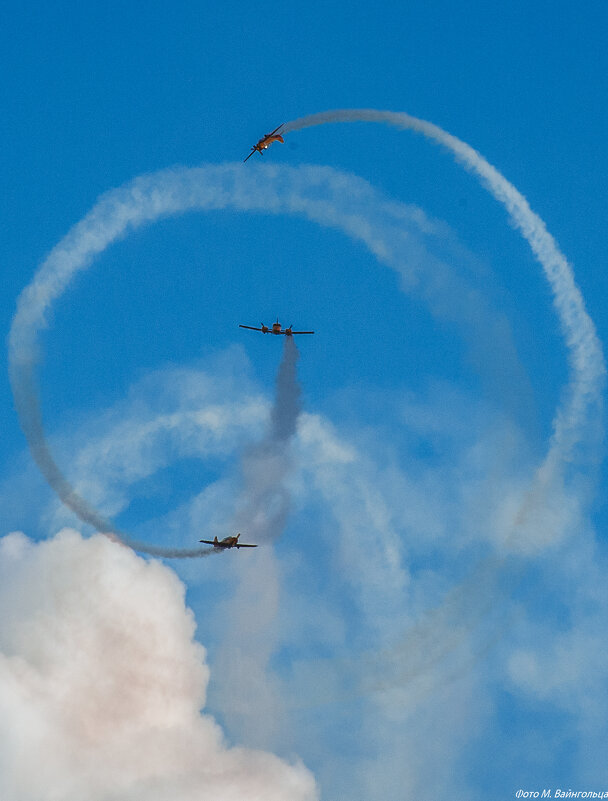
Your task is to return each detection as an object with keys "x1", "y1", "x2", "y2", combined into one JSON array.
[
  {"x1": 214, "y1": 536, "x2": 218, "y2": 545},
  {"x1": 277, "y1": 135, "x2": 284, "y2": 143},
  {"x1": 235, "y1": 533, "x2": 241, "y2": 541}
]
